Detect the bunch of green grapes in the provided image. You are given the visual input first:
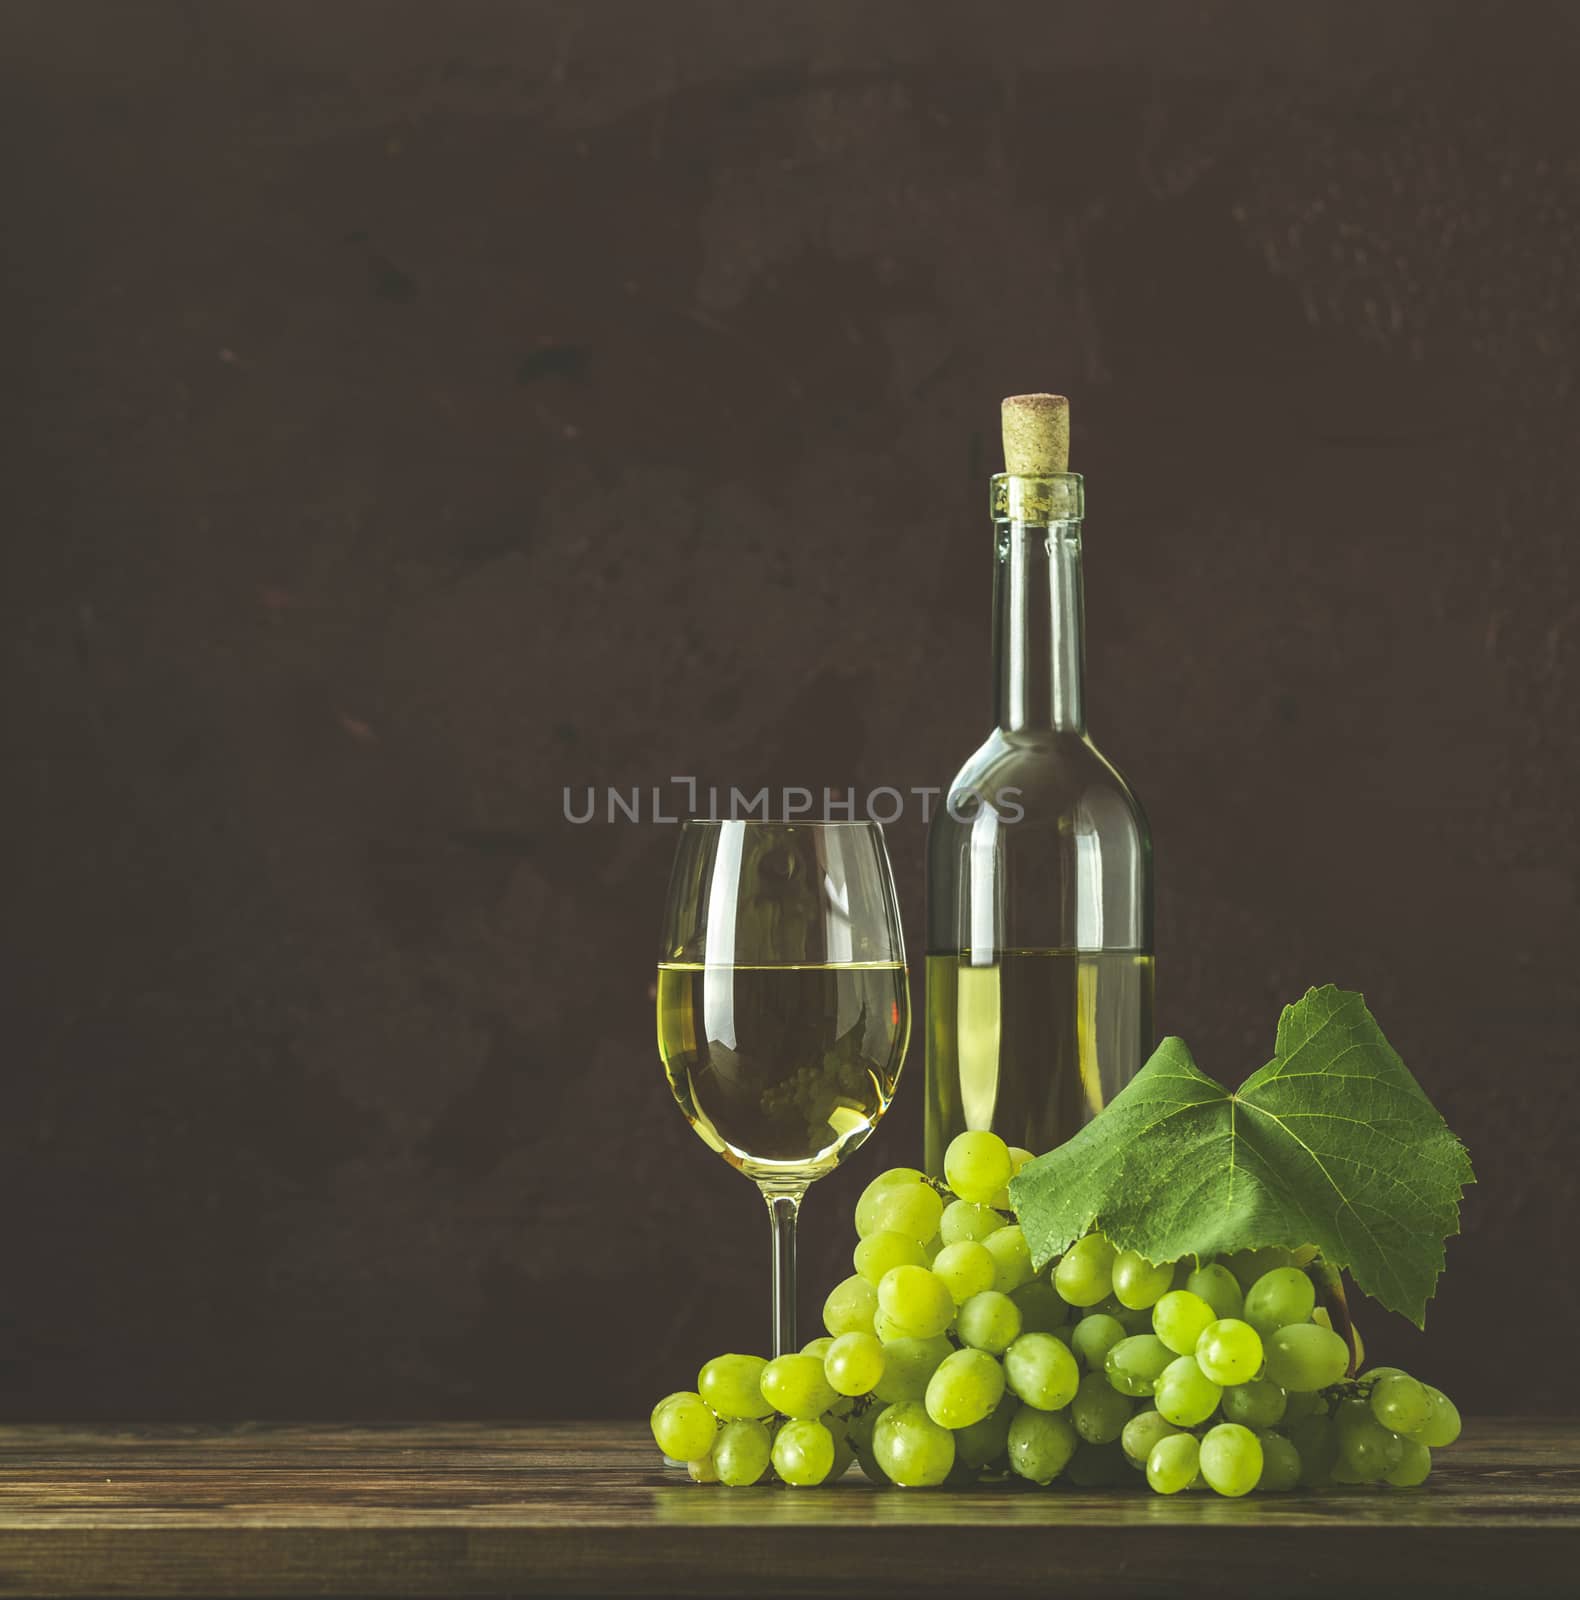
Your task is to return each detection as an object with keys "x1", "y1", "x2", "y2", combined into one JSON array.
[
  {"x1": 649, "y1": 1131, "x2": 1463, "y2": 1493},
  {"x1": 1094, "y1": 1245, "x2": 1461, "y2": 1496}
]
